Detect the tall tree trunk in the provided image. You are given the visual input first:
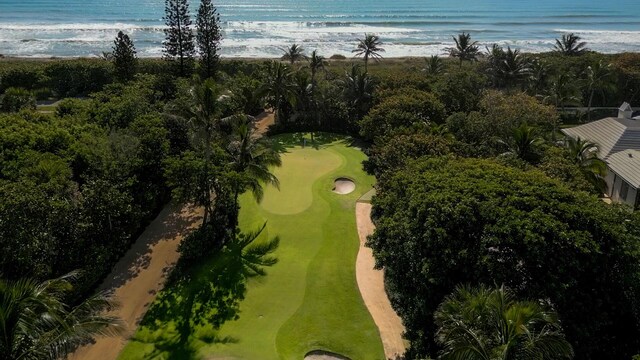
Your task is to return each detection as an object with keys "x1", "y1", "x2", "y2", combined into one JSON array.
[{"x1": 587, "y1": 88, "x2": 595, "y2": 123}]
